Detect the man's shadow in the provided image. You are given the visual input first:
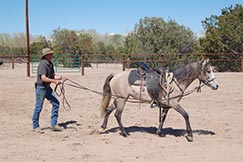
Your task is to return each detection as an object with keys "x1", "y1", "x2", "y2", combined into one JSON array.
[
  {"x1": 104, "y1": 126, "x2": 215, "y2": 137},
  {"x1": 58, "y1": 120, "x2": 80, "y2": 129}
]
